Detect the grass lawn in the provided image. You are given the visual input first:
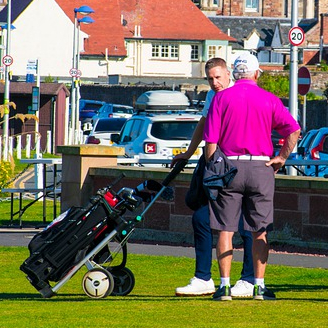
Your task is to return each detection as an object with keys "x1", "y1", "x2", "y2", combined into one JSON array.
[
  {"x1": 0, "y1": 198, "x2": 60, "y2": 227},
  {"x1": 0, "y1": 247, "x2": 327, "y2": 328}
]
